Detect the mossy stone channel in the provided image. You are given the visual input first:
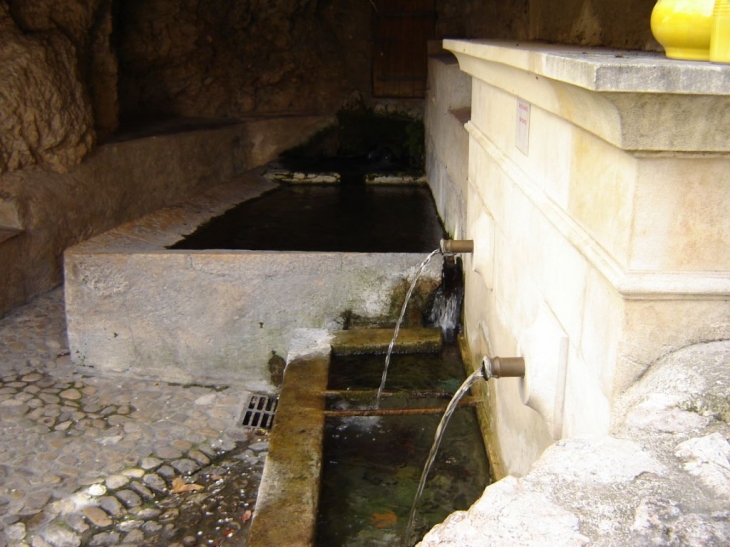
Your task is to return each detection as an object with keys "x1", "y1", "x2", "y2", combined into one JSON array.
[{"x1": 249, "y1": 330, "x2": 491, "y2": 547}]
